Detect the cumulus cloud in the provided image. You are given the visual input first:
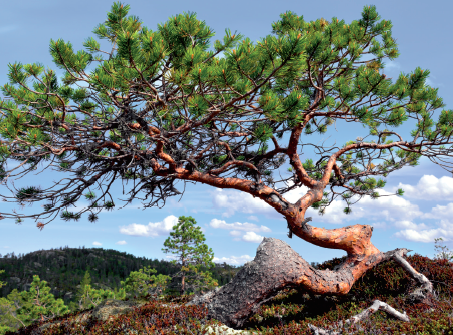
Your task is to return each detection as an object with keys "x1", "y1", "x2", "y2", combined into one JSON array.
[
  {"x1": 209, "y1": 218, "x2": 271, "y2": 232},
  {"x1": 308, "y1": 188, "x2": 423, "y2": 224},
  {"x1": 393, "y1": 219, "x2": 453, "y2": 243},
  {"x1": 422, "y1": 203, "x2": 453, "y2": 220},
  {"x1": 213, "y1": 254, "x2": 253, "y2": 265},
  {"x1": 210, "y1": 219, "x2": 269, "y2": 243},
  {"x1": 393, "y1": 175, "x2": 453, "y2": 201},
  {"x1": 92, "y1": 241, "x2": 102, "y2": 246},
  {"x1": 247, "y1": 216, "x2": 259, "y2": 222},
  {"x1": 119, "y1": 215, "x2": 179, "y2": 237},
  {"x1": 209, "y1": 183, "x2": 312, "y2": 219},
  {"x1": 229, "y1": 230, "x2": 265, "y2": 243},
  {"x1": 241, "y1": 232, "x2": 264, "y2": 243},
  {"x1": 393, "y1": 220, "x2": 430, "y2": 231},
  {"x1": 210, "y1": 185, "x2": 423, "y2": 225},
  {"x1": 211, "y1": 188, "x2": 271, "y2": 218},
  {"x1": 219, "y1": 181, "x2": 307, "y2": 209},
  {"x1": 393, "y1": 228, "x2": 451, "y2": 243},
  {"x1": 116, "y1": 241, "x2": 127, "y2": 245}
]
